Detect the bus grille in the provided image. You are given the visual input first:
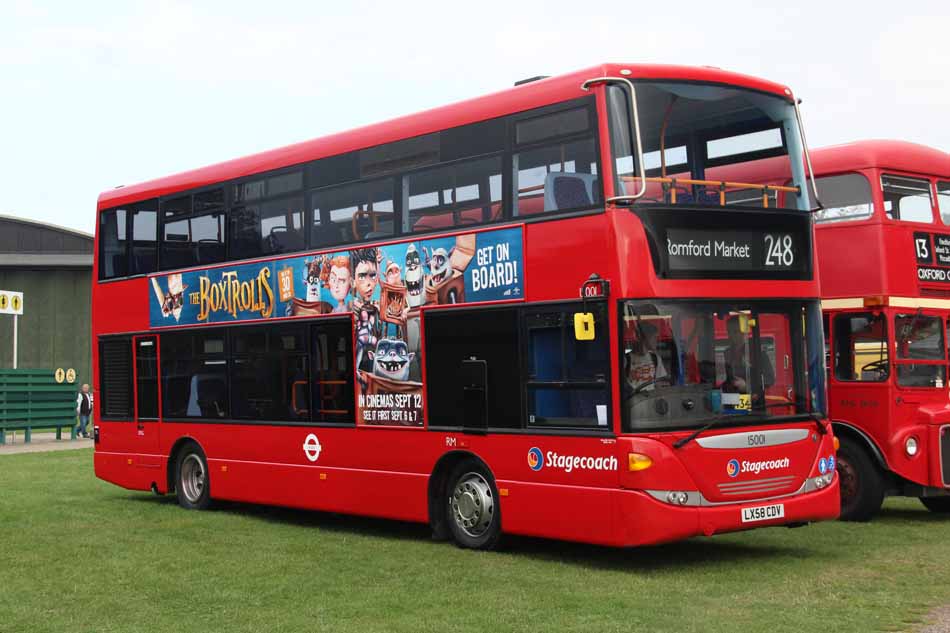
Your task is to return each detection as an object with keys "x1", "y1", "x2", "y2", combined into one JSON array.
[
  {"x1": 717, "y1": 475, "x2": 798, "y2": 497},
  {"x1": 942, "y1": 426, "x2": 950, "y2": 487}
]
